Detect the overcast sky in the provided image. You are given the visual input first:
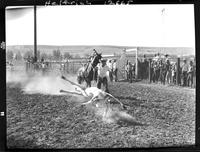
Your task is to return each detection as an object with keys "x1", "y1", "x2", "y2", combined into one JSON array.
[{"x1": 6, "y1": 4, "x2": 195, "y2": 48}]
